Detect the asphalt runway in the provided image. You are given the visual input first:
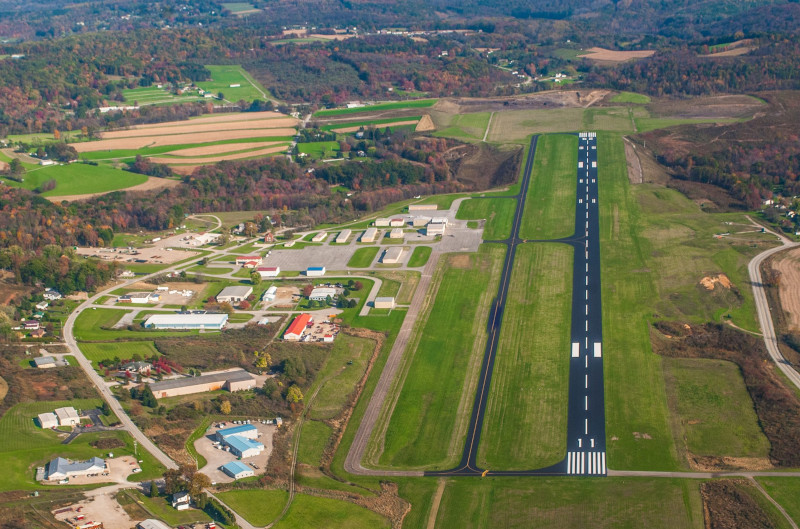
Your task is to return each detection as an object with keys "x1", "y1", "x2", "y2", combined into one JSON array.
[{"x1": 426, "y1": 132, "x2": 606, "y2": 477}]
